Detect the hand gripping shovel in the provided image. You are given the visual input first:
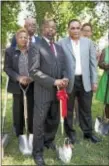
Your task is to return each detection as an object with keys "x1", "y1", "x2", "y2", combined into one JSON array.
[
  {"x1": 19, "y1": 84, "x2": 33, "y2": 155},
  {"x1": 56, "y1": 87, "x2": 73, "y2": 164}
]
